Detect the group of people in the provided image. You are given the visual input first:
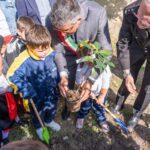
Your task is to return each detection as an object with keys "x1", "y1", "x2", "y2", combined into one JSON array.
[{"x1": 0, "y1": 0, "x2": 150, "y2": 148}]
